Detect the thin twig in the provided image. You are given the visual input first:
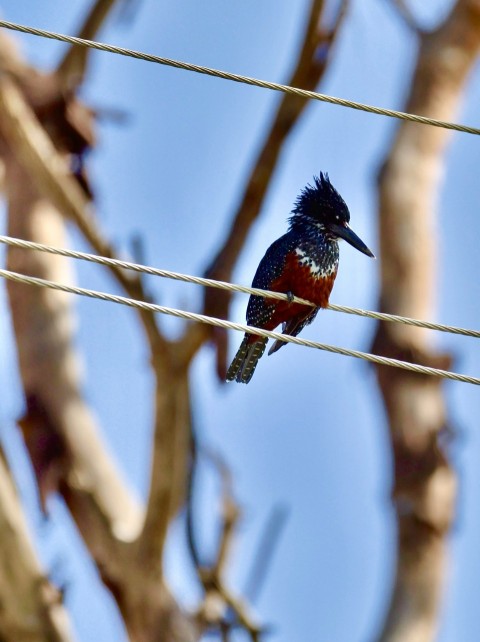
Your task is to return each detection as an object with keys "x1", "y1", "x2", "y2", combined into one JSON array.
[
  {"x1": 244, "y1": 505, "x2": 289, "y2": 604},
  {"x1": 187, "y1": 432, "x2": 263, "y2": 639},
  {"x1": 211, "y1": 581, "x2": 263, "y2": 642},
  {"x1": 209, "y1": 452, "x2": 240, "y2": 579},
  {"x1": 186, "y1": 418, "x2": 203, "y2": 571}
]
